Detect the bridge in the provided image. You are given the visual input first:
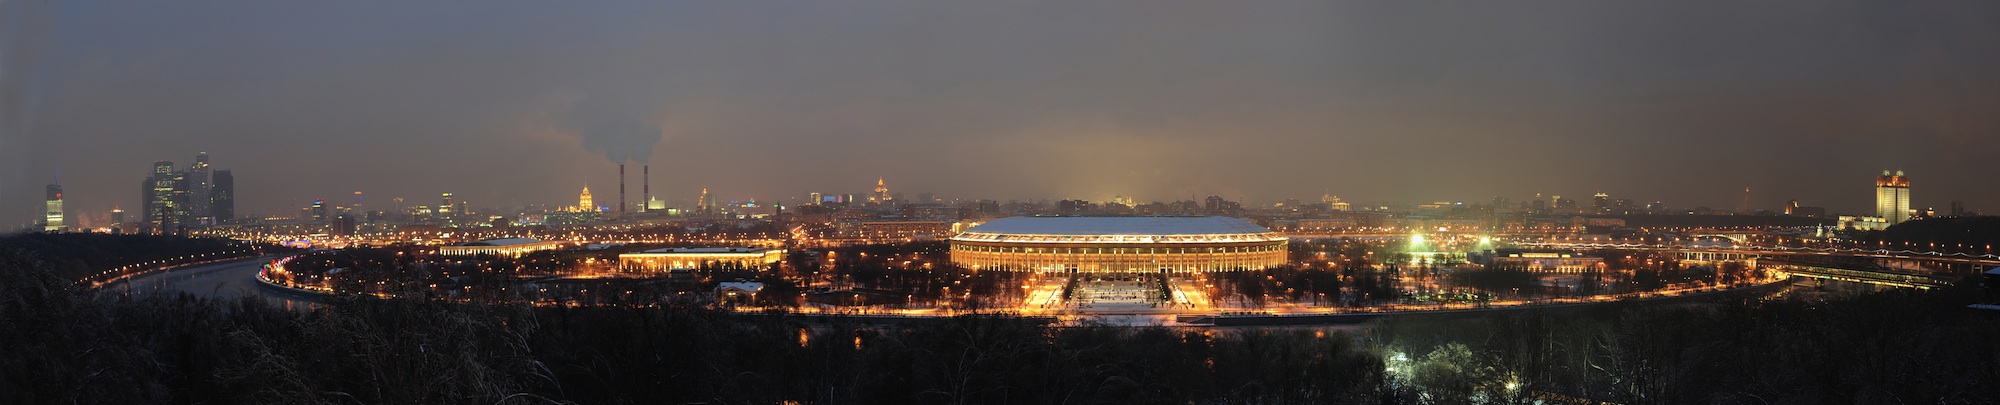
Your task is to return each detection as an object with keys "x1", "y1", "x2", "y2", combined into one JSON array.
[{"x1": 1518, "y1": 242, "x2": 1999, "y2": 290}]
